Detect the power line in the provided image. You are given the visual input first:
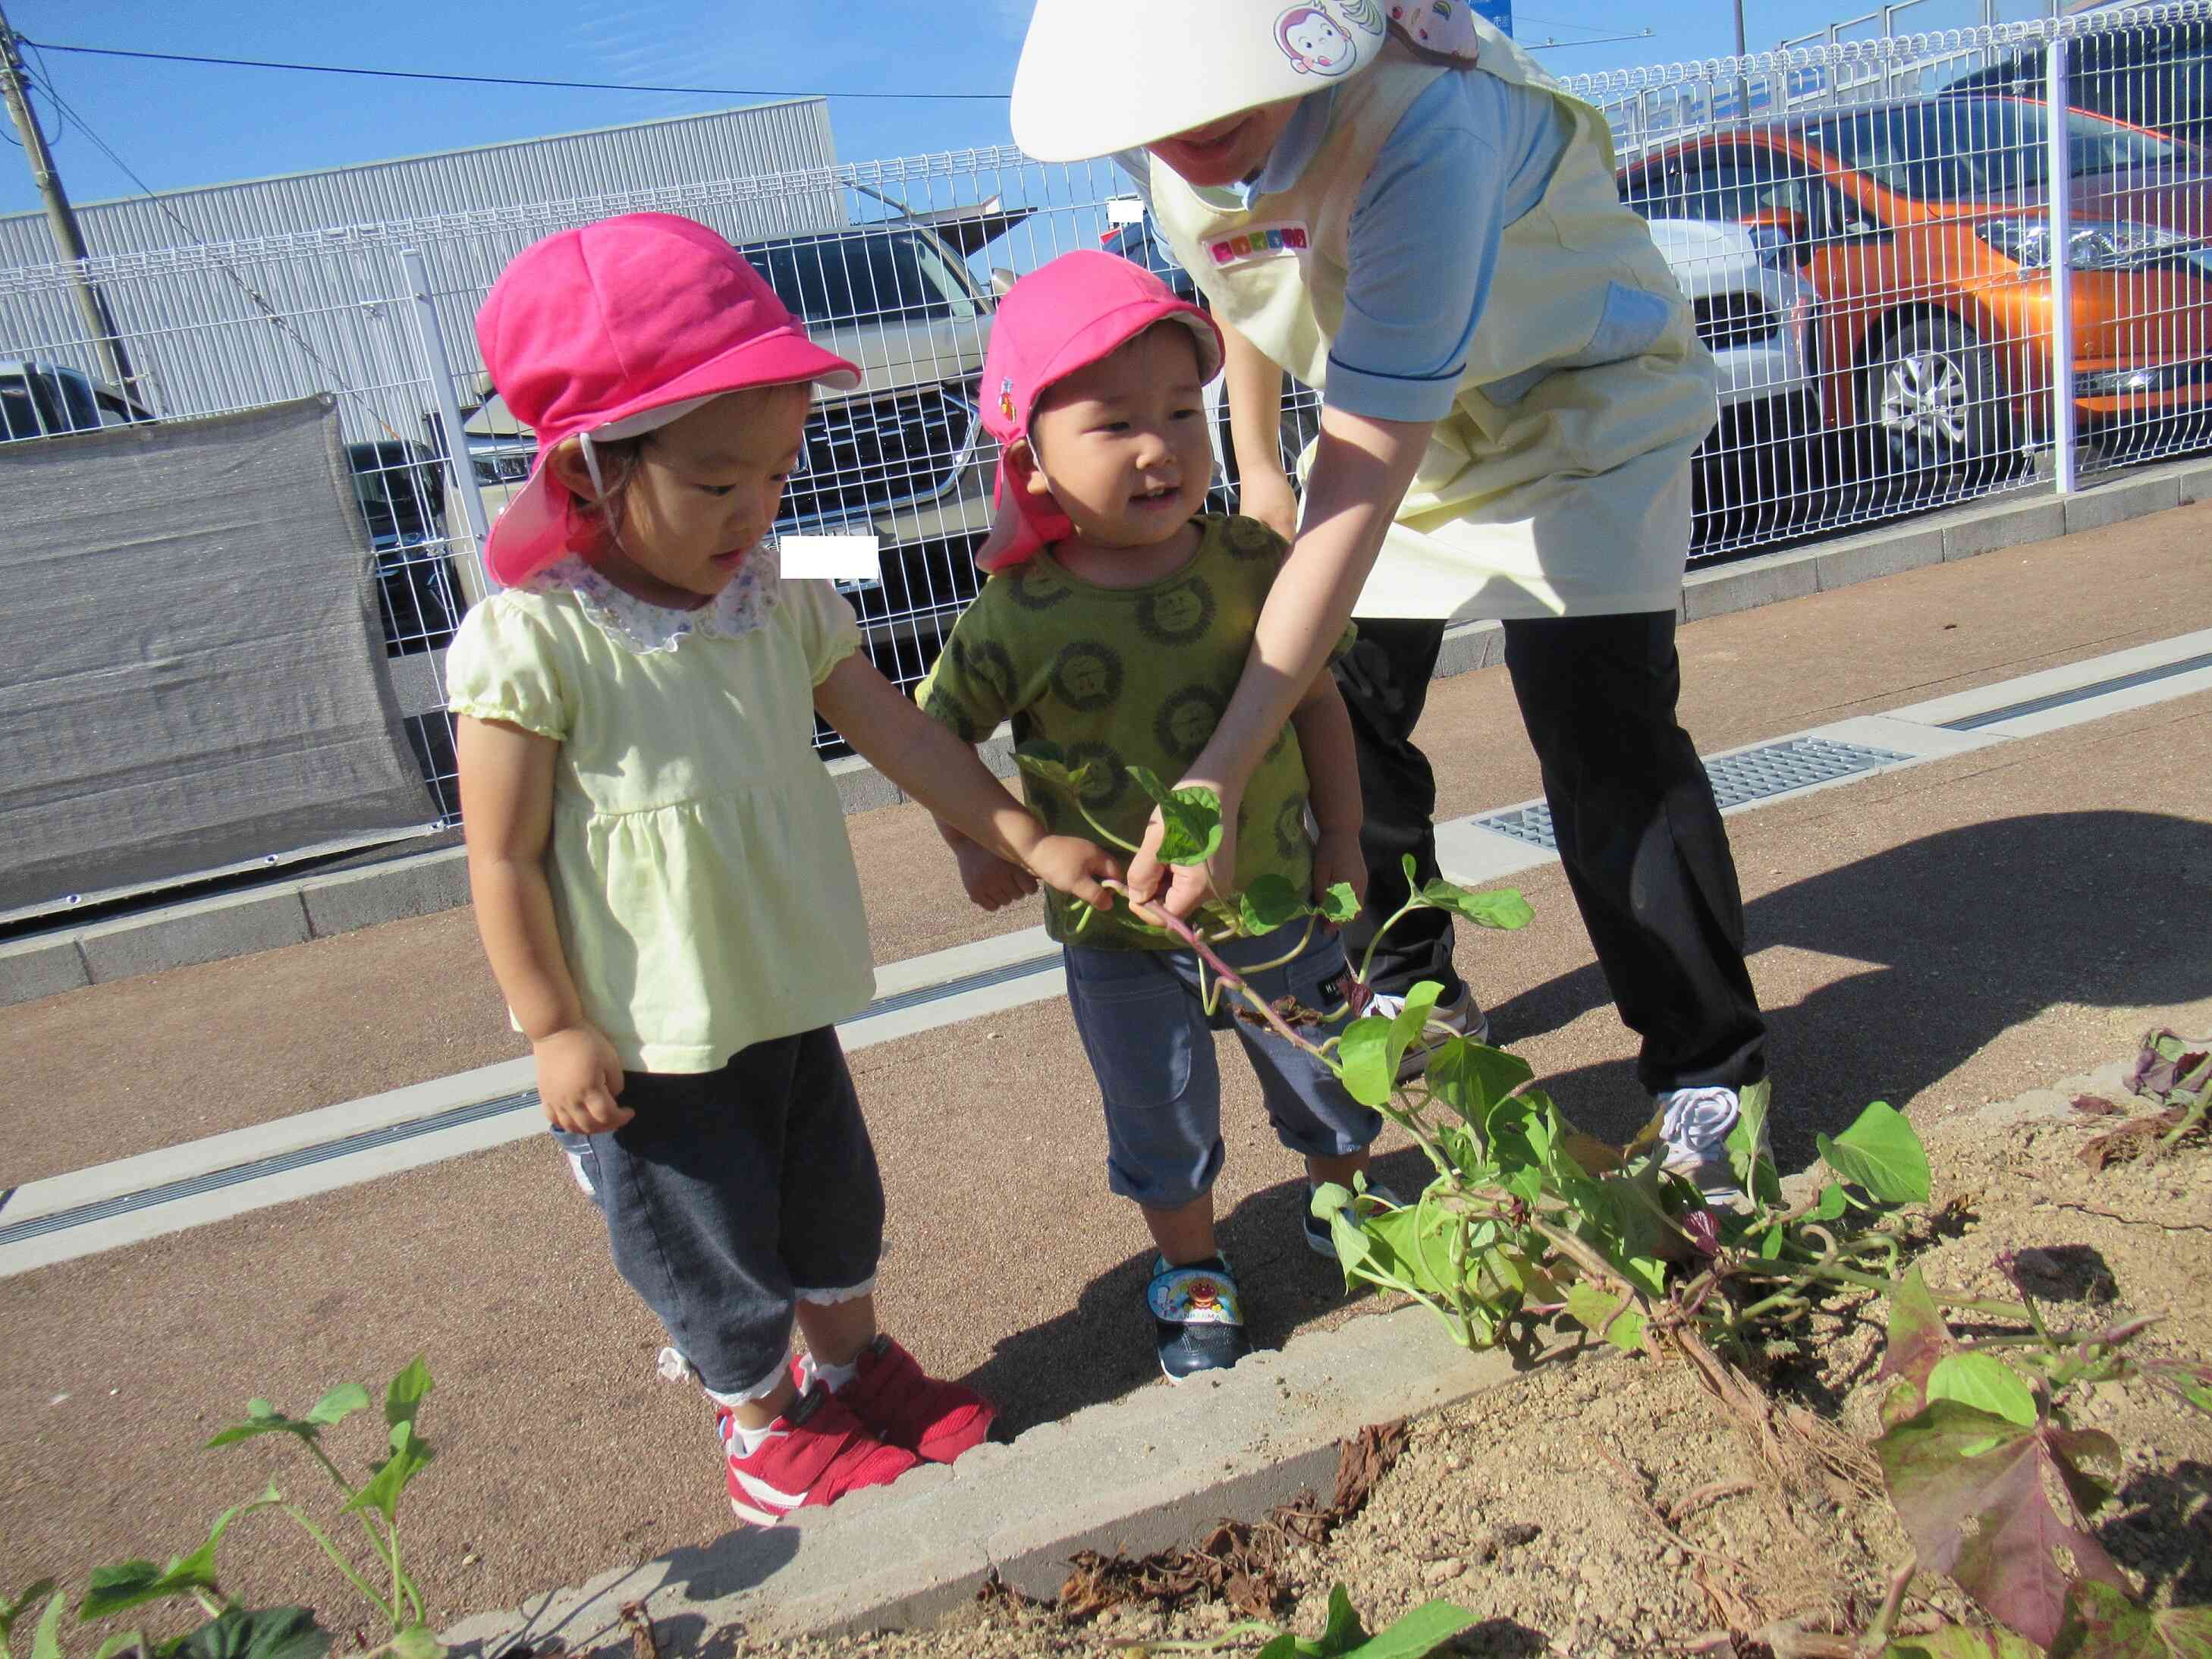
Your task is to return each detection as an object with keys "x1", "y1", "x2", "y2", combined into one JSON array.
[
  {"x1": 20, "y1": 61, "x2": 402, "y2": 439},
  {"x1": 18, "y1": 37, "x2": 1013, "y2": 102}
]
